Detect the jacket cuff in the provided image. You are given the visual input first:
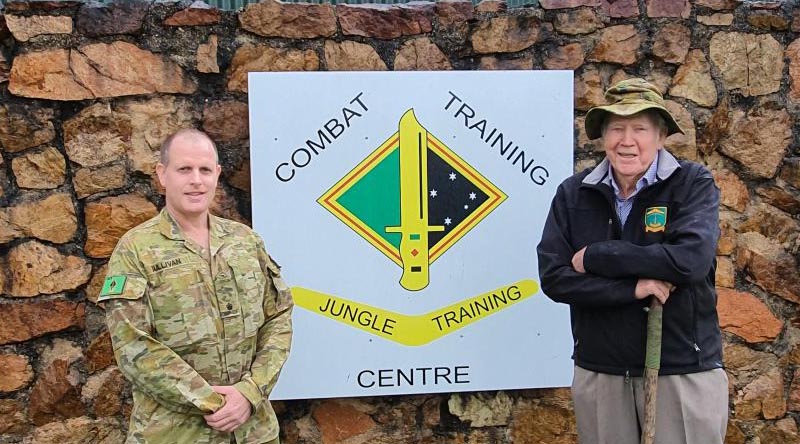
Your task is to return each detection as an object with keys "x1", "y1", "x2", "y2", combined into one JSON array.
[
  {"x1": 200, "y1": 390, "x2": 227, "y2": 414},
  {"x1": 582, "y1": 243, "x2": 602, "y2": 275},
  {"x1": 234, "y1": 378, "x2": 263, "y2": 409}
]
